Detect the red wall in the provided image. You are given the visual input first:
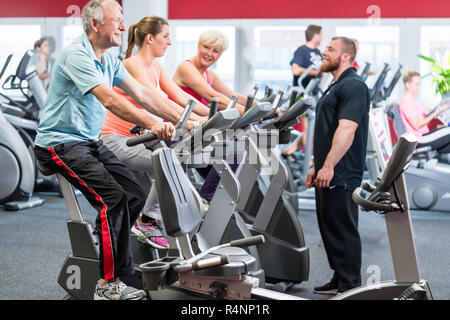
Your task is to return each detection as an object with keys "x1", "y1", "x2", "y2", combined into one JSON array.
[
  {"x1": 0, "y1": 0, "x2": 448, "y2": 19},
  {"x1": 168, "y1": 0, "x2": 450, "y2": 19},
  {"x1": 0, "y1": 0, "x2": 121, "y2": 18}
]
